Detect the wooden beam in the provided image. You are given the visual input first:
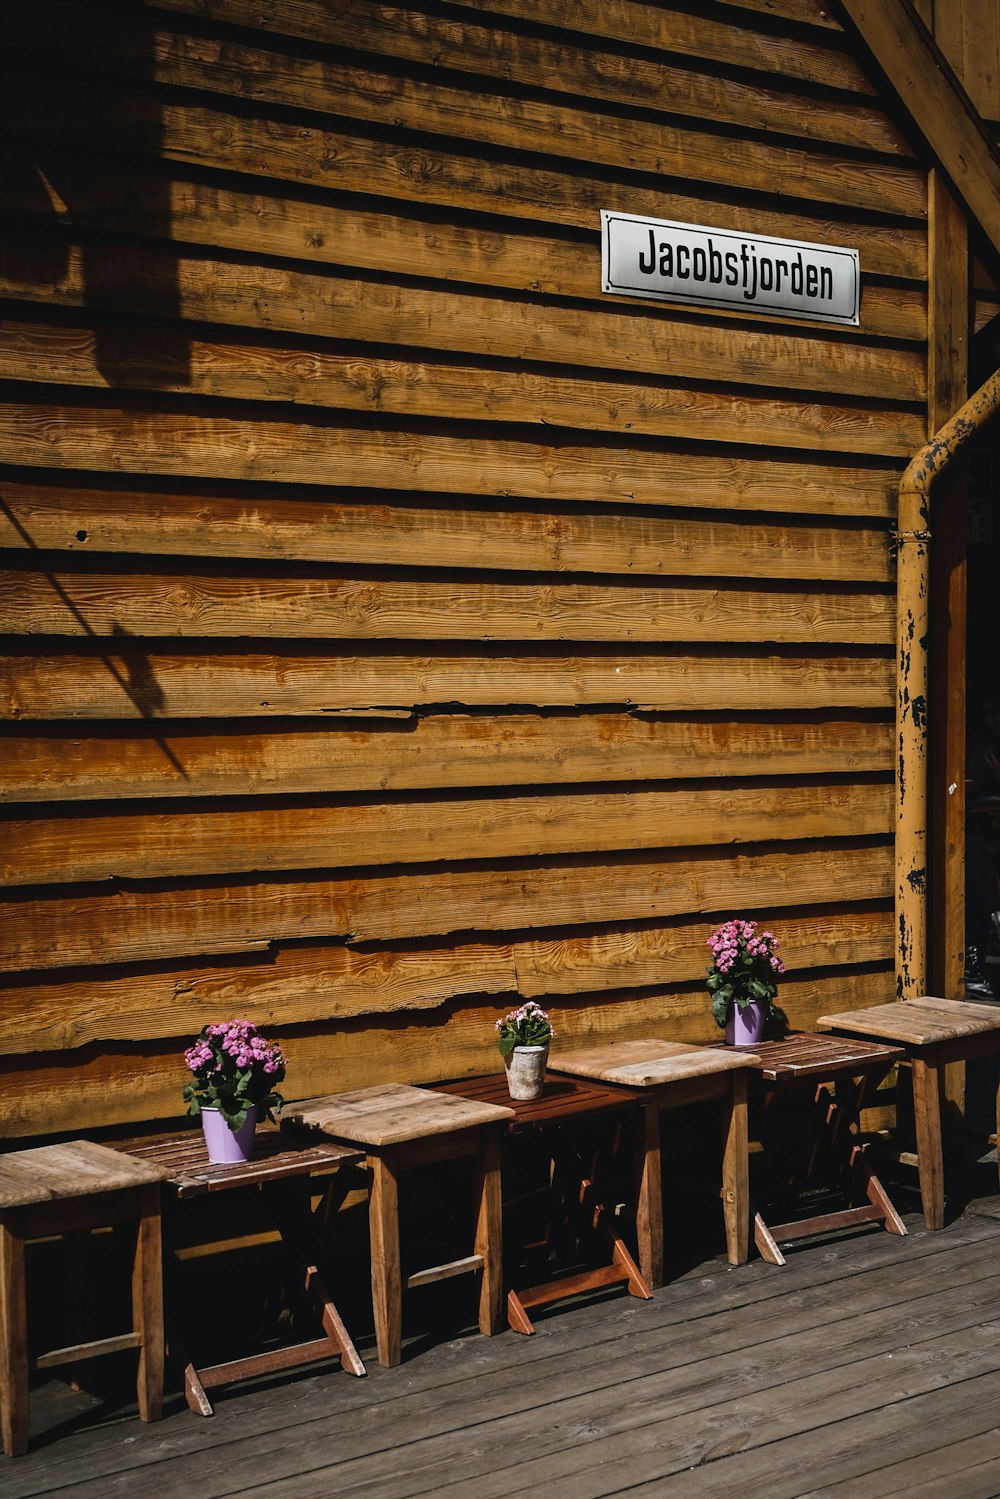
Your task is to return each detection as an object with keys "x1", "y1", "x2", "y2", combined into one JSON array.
[
  {"x1": 838, "y1": 0, "x2": 1000, "y2": 261},
  {"x1": 926, "y1": 172, "x2": 969, "y2": 1002}
]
